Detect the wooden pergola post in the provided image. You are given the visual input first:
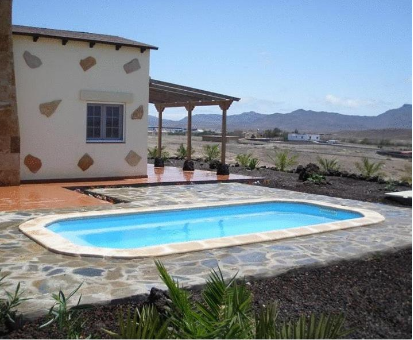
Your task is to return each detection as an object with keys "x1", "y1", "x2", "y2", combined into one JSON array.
[
  {"x1": 219, "y1": 101, "x2": 233, "y2": 166},
  {"x1": 154, "y1": 104, "x2": 165, "y2": 167},
  {"x1": 185, "y1": 103, "x2": 195, "y2": 161},
  {"x1": 149, "y1": 79, "x2": 240, "y2": 174}
]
